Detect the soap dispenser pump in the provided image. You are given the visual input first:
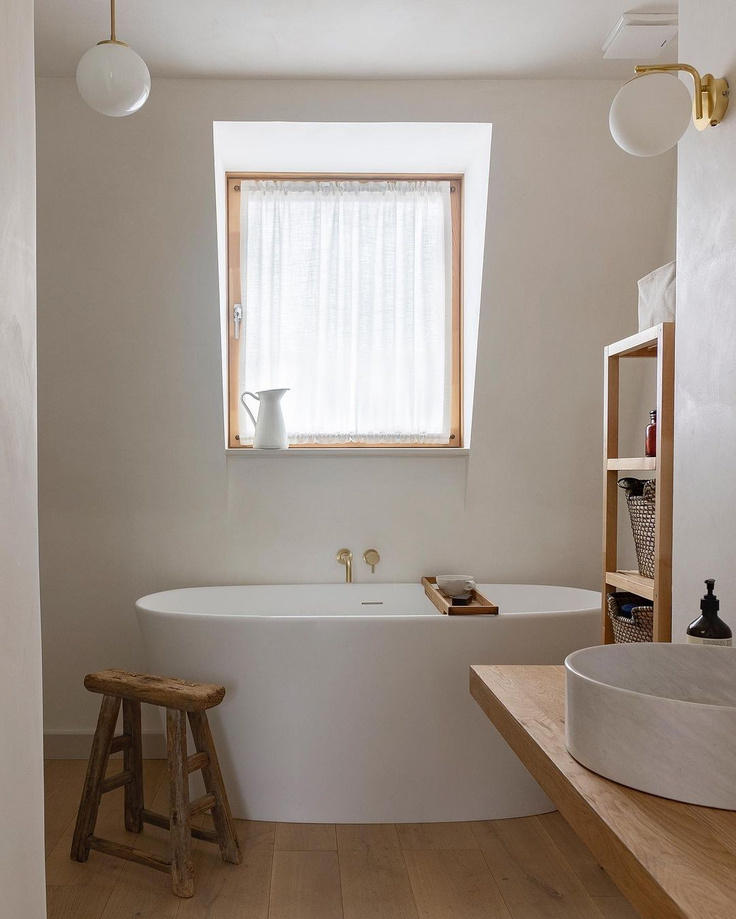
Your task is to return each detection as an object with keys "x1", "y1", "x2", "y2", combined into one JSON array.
[{"x1": 686, "y1": 579, "x2": 733, "y2": 646}]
